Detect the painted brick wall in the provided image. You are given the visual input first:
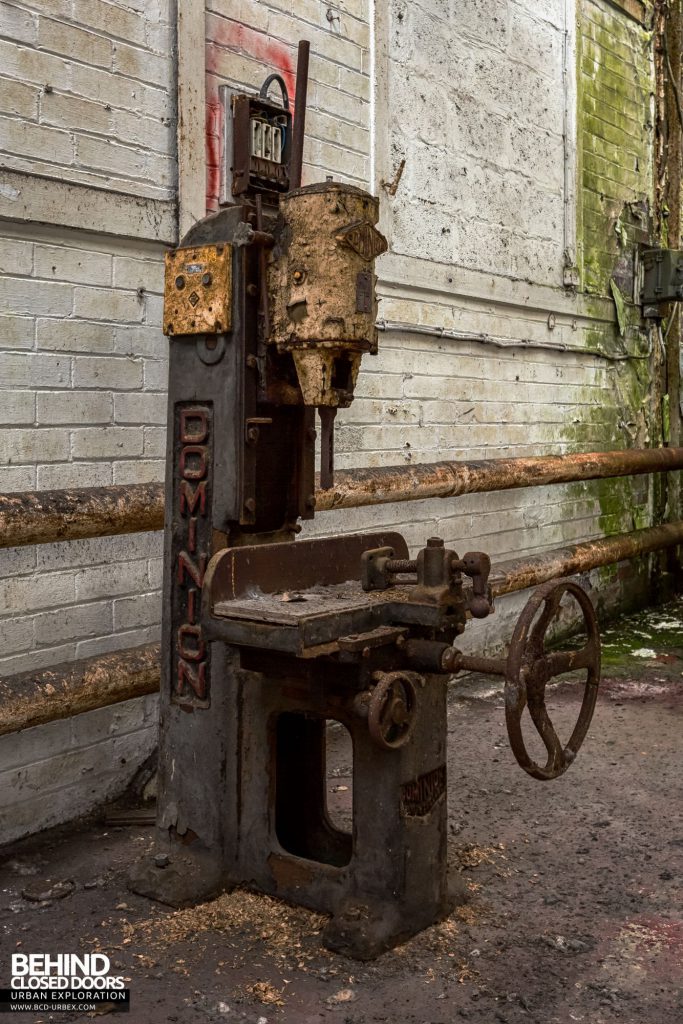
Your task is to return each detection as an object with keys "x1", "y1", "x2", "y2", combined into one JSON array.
[
  {"x1": 385, "y1": 0, "x2": 568, "y2": 282},
  {"x1": 0, "y1": 694, "x2": 158, "y2": 846},
  {"x1": 0, "y1": 0, "x2": 176, "y2": 201},
  {"x1": 0, "y1": 0, "x2": 174, "y2": 841},
  {"x1": 297, "y1": 0, "x2": 654, "y2": 592},
  {"x1": 0, "y1": 0, "x2": 661, "y2": 842},
  {"x1": 205, "y1": 0, "x2": 371, "y2": 207},
  {"x1": 0, "y1": 224, "x2": 167, "y2": 678},
  {"x1": 579, "y1": 0, "x2": 653, "y2": 294}
]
